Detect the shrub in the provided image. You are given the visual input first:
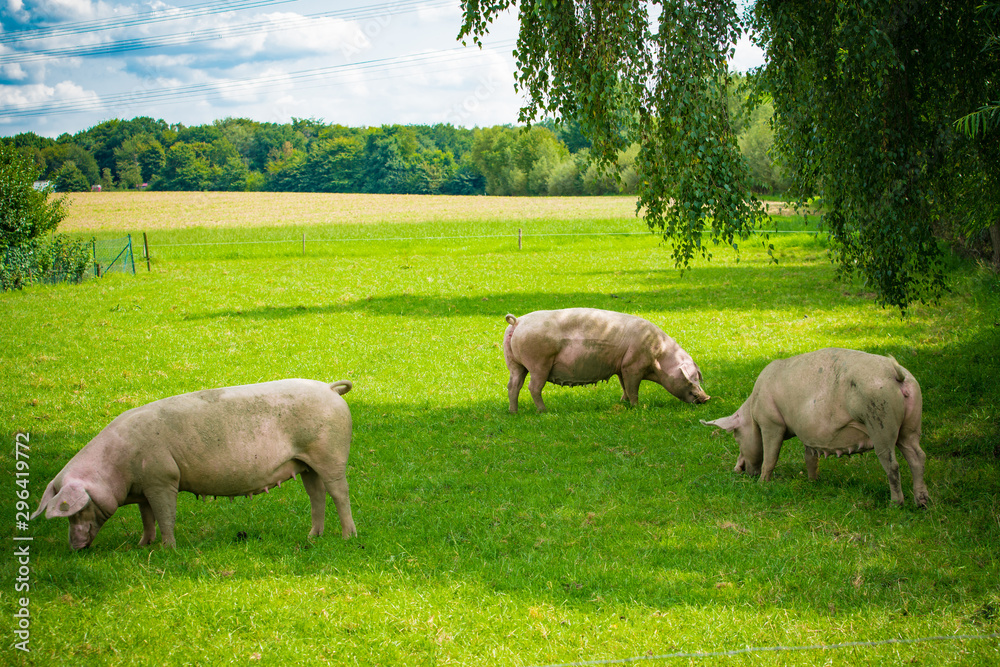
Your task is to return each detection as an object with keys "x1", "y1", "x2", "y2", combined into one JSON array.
[
  {"x1": 1, "y1": 142, "x2": 69, "y2": 248},
  {"x1": 1, "y1": 234, "x2": 91, "y2": 291}
]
